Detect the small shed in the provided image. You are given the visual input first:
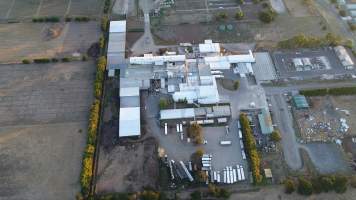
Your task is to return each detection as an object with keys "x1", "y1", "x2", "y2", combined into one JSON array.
[
  {"x1": 293, "y1": 95, "x2": 309, "y2": 109},
  {"x1": 264, "y1": 168, "x2": 273, "y2": 183}
]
